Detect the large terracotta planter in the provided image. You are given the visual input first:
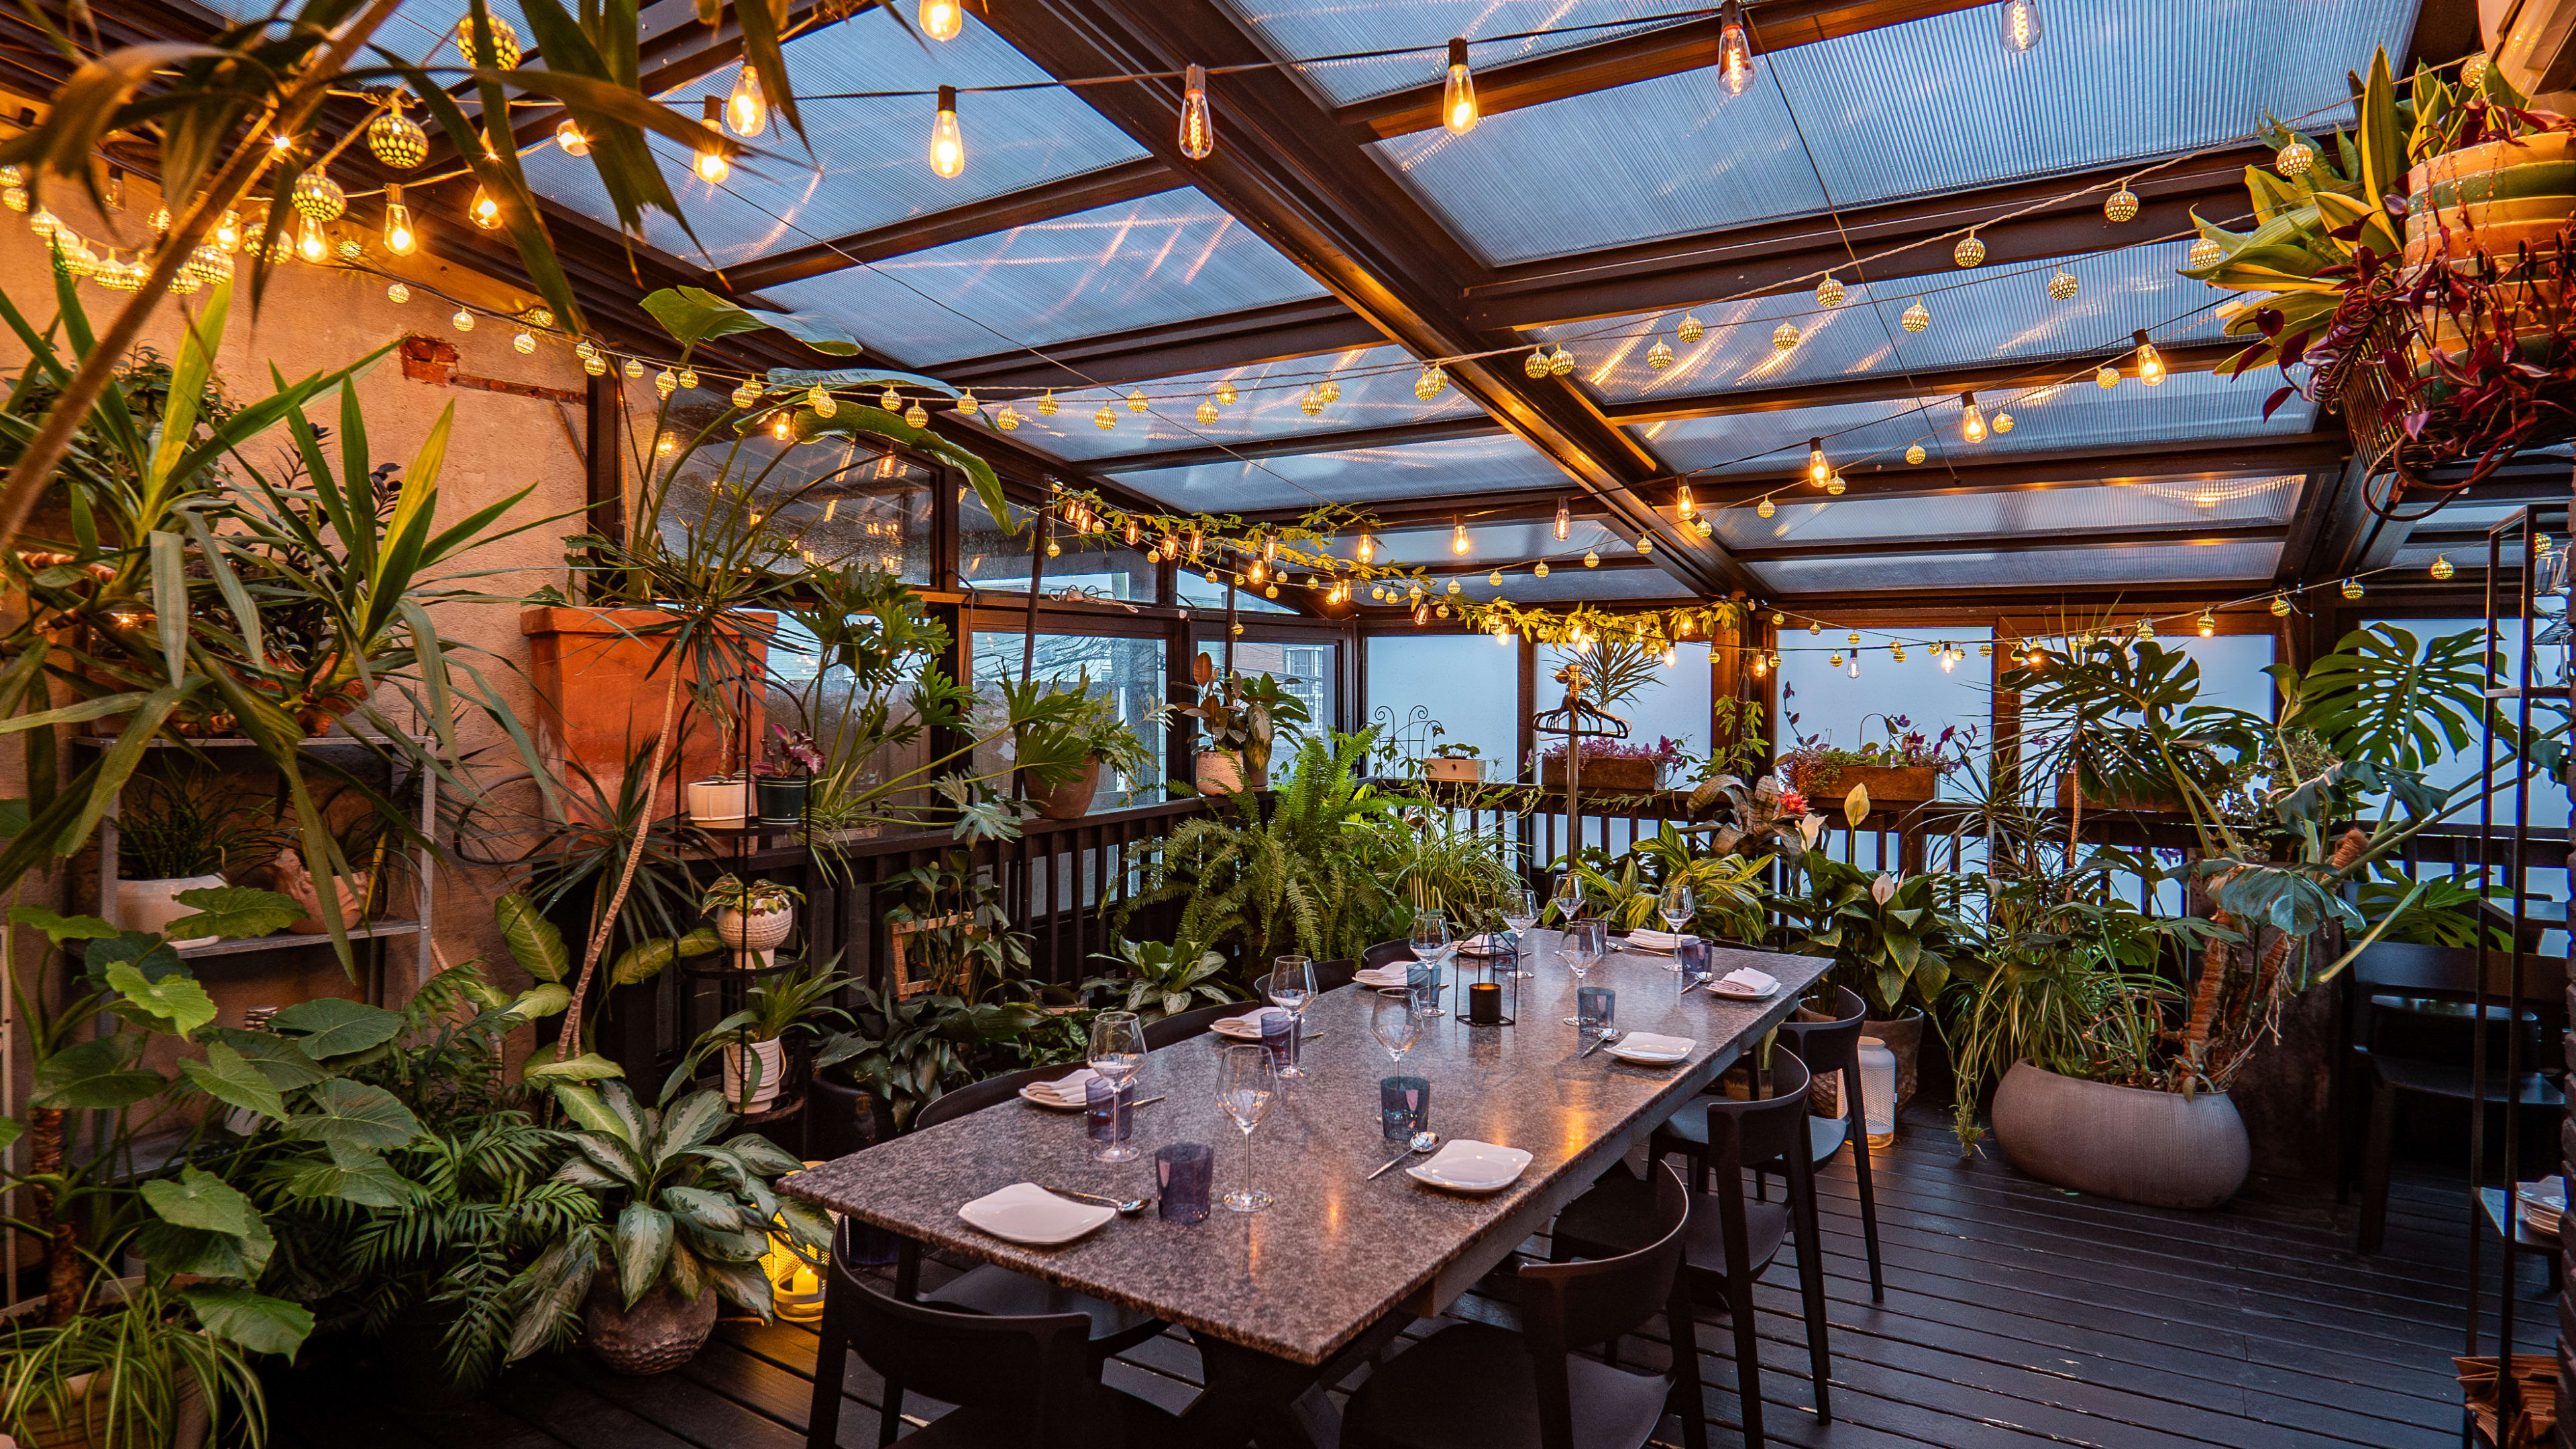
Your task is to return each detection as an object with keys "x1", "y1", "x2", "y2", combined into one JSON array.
[
  {"x1": 584, "y1": 1274, "x2": 718, "y2": 1375},
  {"x1": 1025, "y1": 757, "x2": 1103, "y2": 820},
  {"x1": 521, "y1": 606, "x2": 772, "y2": 822},
  {"x1": 1989, "y1": 1060, "x2": 2250, "y2": 1210},
  {"x1": 1196, "y1": 749, "x2": 1245, "y2": 794},
  {"x1": 1541, "y1": 755, "x2": 1660, "y2": 792}
]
